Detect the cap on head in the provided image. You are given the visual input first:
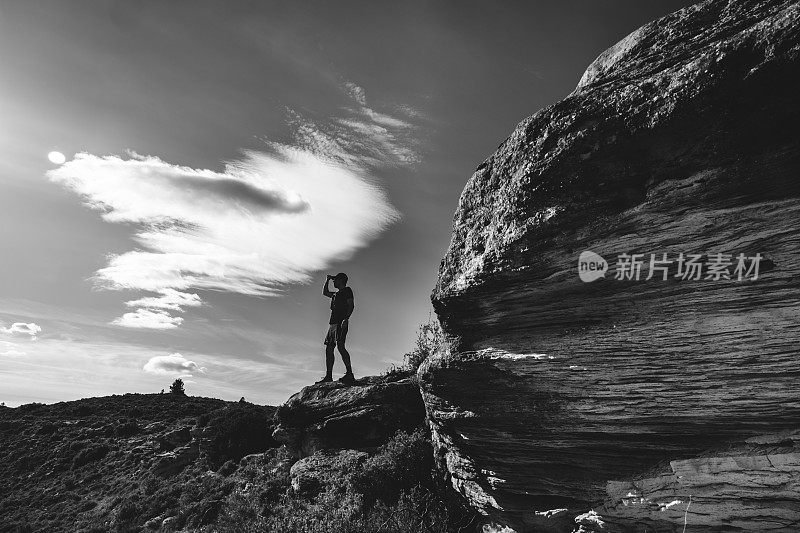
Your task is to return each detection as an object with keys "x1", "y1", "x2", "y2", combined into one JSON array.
[{"x1": 335, "y1": 272, "x2": 348, "y2": 284}]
